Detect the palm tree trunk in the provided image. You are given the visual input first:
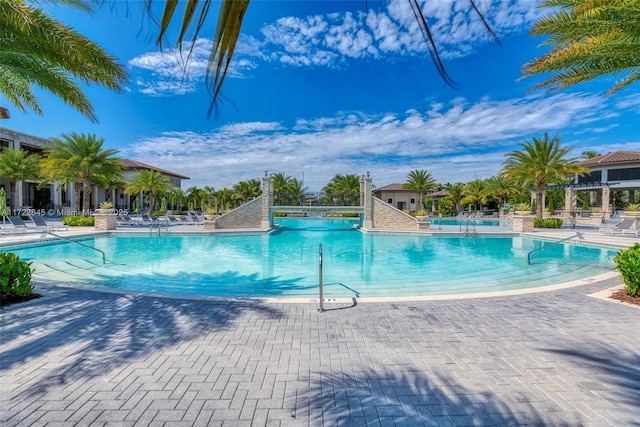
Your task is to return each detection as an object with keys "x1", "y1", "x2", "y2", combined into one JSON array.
[
  {"x1": 73, "y1": 181, "x2": 82, "y2": 213},
  {"x1": 83, "y1": 176, "x2": 91, "y2": 216},
  {"x1": 536, "y1": 188, "x2": 544, "y2": 219}
]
